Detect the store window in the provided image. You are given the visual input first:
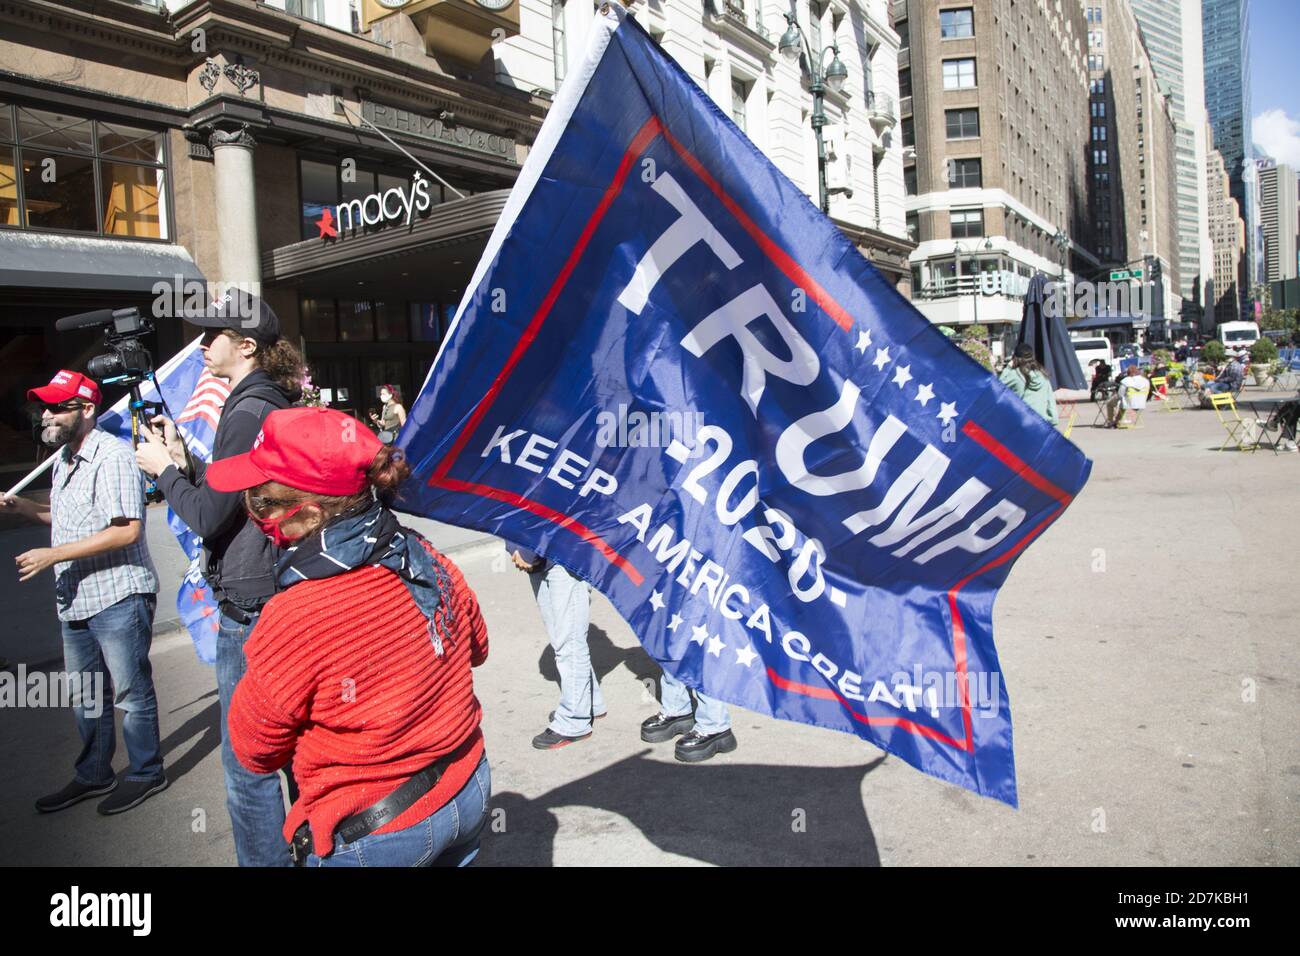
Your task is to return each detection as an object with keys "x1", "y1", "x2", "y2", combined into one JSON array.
[
  {"x1": 939, "y1": 8, "x2": 973, "y2": 39},
  {"x1": 0, "y1": 103, "x2": 168, "y2": 238},
  {"x1": 945, "y1": 108, "x2": 979, "y2": 139},
  {"x1": 942, "y1": 58, "x2": 976, "y2": 90}
]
